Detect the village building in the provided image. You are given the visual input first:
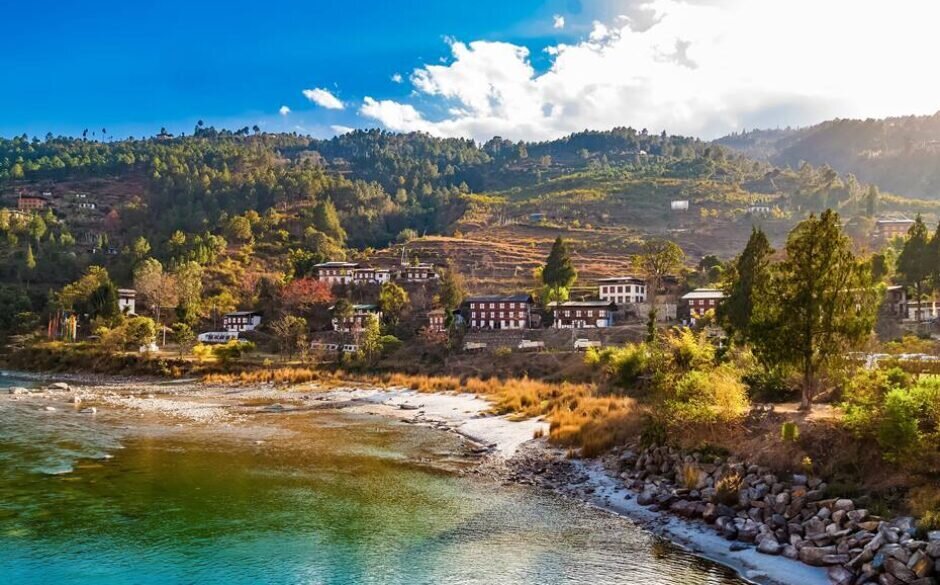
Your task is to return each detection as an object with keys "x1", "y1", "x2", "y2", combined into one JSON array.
[
  {"x1": 427, "y1": 308, "x2": 447, "y2": 332},
  {"x1": 670, "y1": 200, "x2": 689, "y2": 211},
  {"x1": 117, "y1": 289, "x2": 136, "y2": 315},
  {"x1": 331, "y1": 304, "x2": 382, "y2": 332},
  {"x1": 547, "y1": 300, "x2": 617, "y2": 328},
  {"x1": 466, "y1": 294, "x2": 533, "y2": 330},
  {"x1": 313, "y1": 261, "x2": 359, "y2": 285},
  {"x1": 681, "y1": 288, "x2": 726, "y2": 317},
  {"x1": 77, "y1": 201, "x2": 97, "y2": 210},
  {"x1": 17, "y1": 194, "x2": 48, "y2": 211},
  {"x1": 598, "y1": 276, "x2": 647, "y2": 305},
  {"x1": 352, "y1": 267, "x2": 392, "y2": 285},
  {"x1": 884, "y1": 285, "x2": 908, "y2": 319},
  {"x1": 223, "y1": 311, "x2": 263, "y2": 333},
  {"x1": 874, "y1": 218, "x2": 915, "y2": 242},
  {"x1": 399, "y1": 263, "x2": 438, "y2": 282}
]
